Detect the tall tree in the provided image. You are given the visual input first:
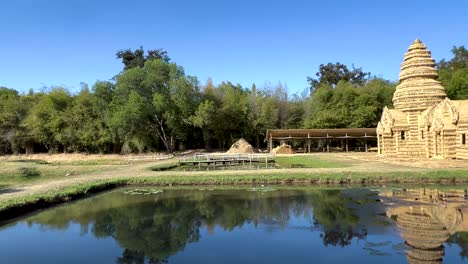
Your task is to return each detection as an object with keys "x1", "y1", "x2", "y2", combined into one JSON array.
[
  {"x1": 307, "y1": 63, "x2": 370, "y2": 94},
  {"x1": 22, "y1": 87, "x2": 73, "y2": 152},
  {"x1": 111, "y1": 58, "x2": 199, "y2": 153},
  {"x1": 190, "y1": 100, "x2": 216, "y2": 149},
  {"x1": 304, "y1": 78, "x2": 395, "y2": 129},
  {"x1": 91, "y1": 81, "x2": 115, "y2": 153},
  {"x1": 0, "y1": 87, "x2": 28, "y2": 153},
  {"x1": 116, "y1": 47, "x2": 170, "y2": 70},
  {"x1": 211, "y1": 82, "x2": 250, "y2": 149}
]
